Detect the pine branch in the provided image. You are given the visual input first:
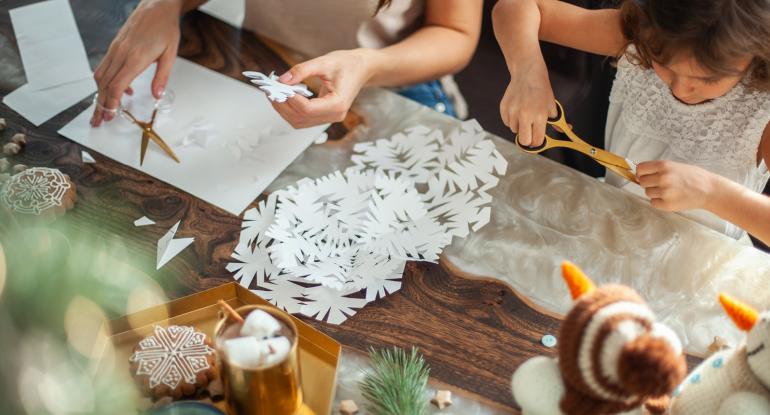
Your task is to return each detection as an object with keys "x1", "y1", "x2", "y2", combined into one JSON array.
[{"x1": 359, "y1": 347, "x2": 430, "y2": 415}]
